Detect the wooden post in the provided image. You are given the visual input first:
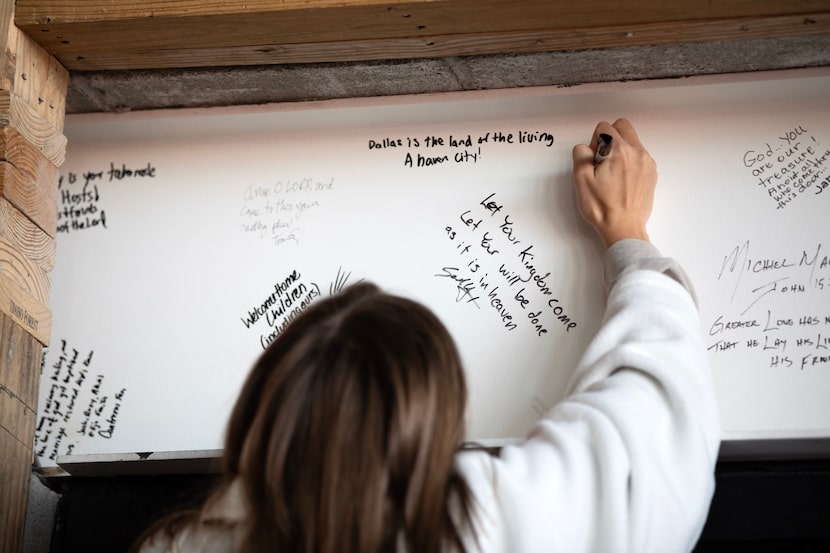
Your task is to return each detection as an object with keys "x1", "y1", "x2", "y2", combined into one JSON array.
[{"x1": 0, "y1": 0, "x2": 67, "y2": 550}]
